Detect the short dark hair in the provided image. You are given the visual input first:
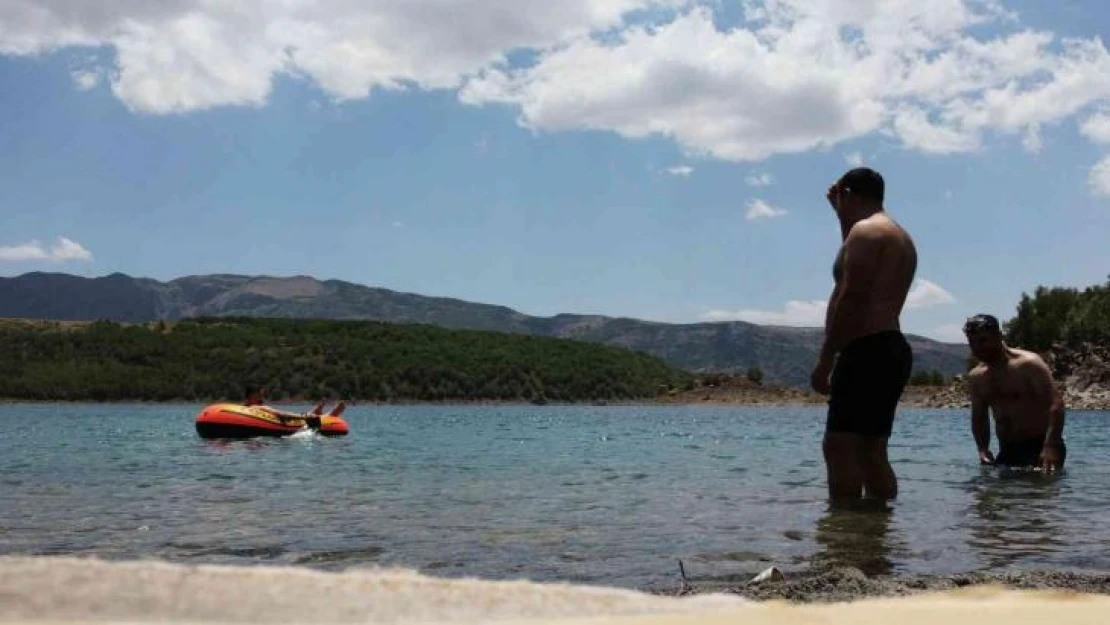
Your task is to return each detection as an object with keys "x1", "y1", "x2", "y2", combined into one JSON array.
[
  {"x1": 963, "y1": 314, "x2": 1001, "y2": 336},
  {"x1": 838, "y1": 167, "x2": 884, "y2": 204}
]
